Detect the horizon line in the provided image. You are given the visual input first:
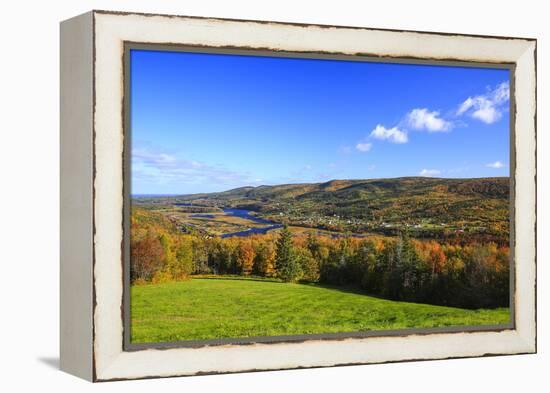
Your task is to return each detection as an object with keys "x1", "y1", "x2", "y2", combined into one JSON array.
[{"x1": 131, "y1": 175, "x2": 510, "y2": 197}]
